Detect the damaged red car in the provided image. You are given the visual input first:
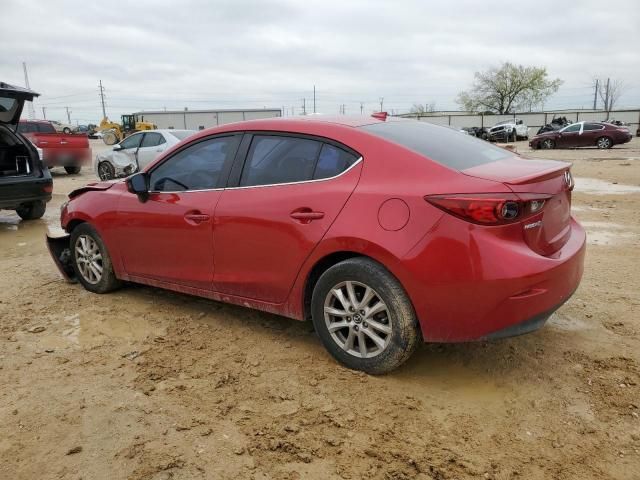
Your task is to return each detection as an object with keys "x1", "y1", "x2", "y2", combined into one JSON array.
[{"x1": 47, "y1": 116, "x2": 586, "y2": 373}]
